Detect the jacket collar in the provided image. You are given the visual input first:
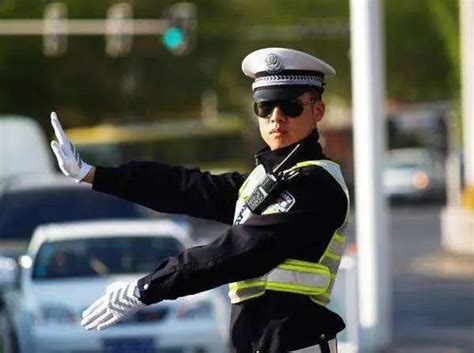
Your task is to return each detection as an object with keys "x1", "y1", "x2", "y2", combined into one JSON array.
[{"x1": 254, "y1": 129, "x2": 327, "y2": 172}]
